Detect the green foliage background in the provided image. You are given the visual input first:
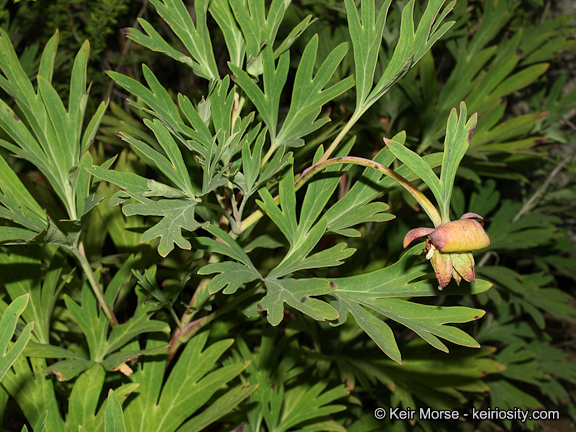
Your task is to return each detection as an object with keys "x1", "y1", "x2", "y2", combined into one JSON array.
[{"x1": 0, "y1": 0, "x2": 575, "y2": 431}]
